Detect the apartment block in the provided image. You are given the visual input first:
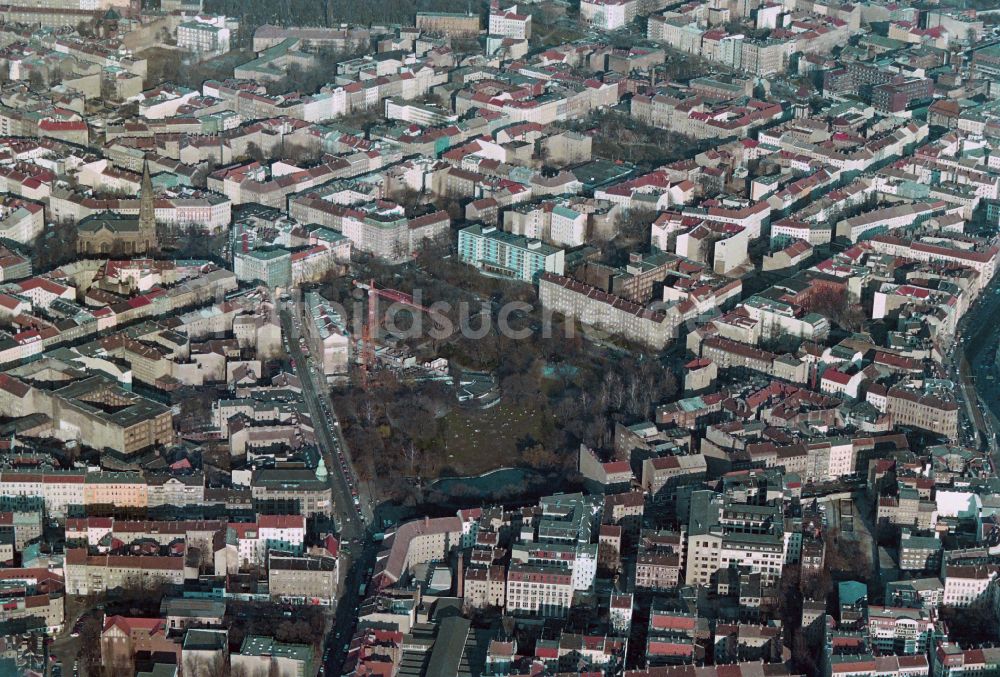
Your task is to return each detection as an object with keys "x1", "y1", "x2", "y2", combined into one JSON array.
[
  {"x1": 415, "y1": 12, "x2": 480, "y2": 36},
  {"x1": 505, "y1": 563, "x2": 574, "y2": 617},
  {"x1": 268, "y1": 552, "x2": 338, "y2": 605},
  {"x1": 458, "y1": 224, "x2": 565, "y2": 283}
]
